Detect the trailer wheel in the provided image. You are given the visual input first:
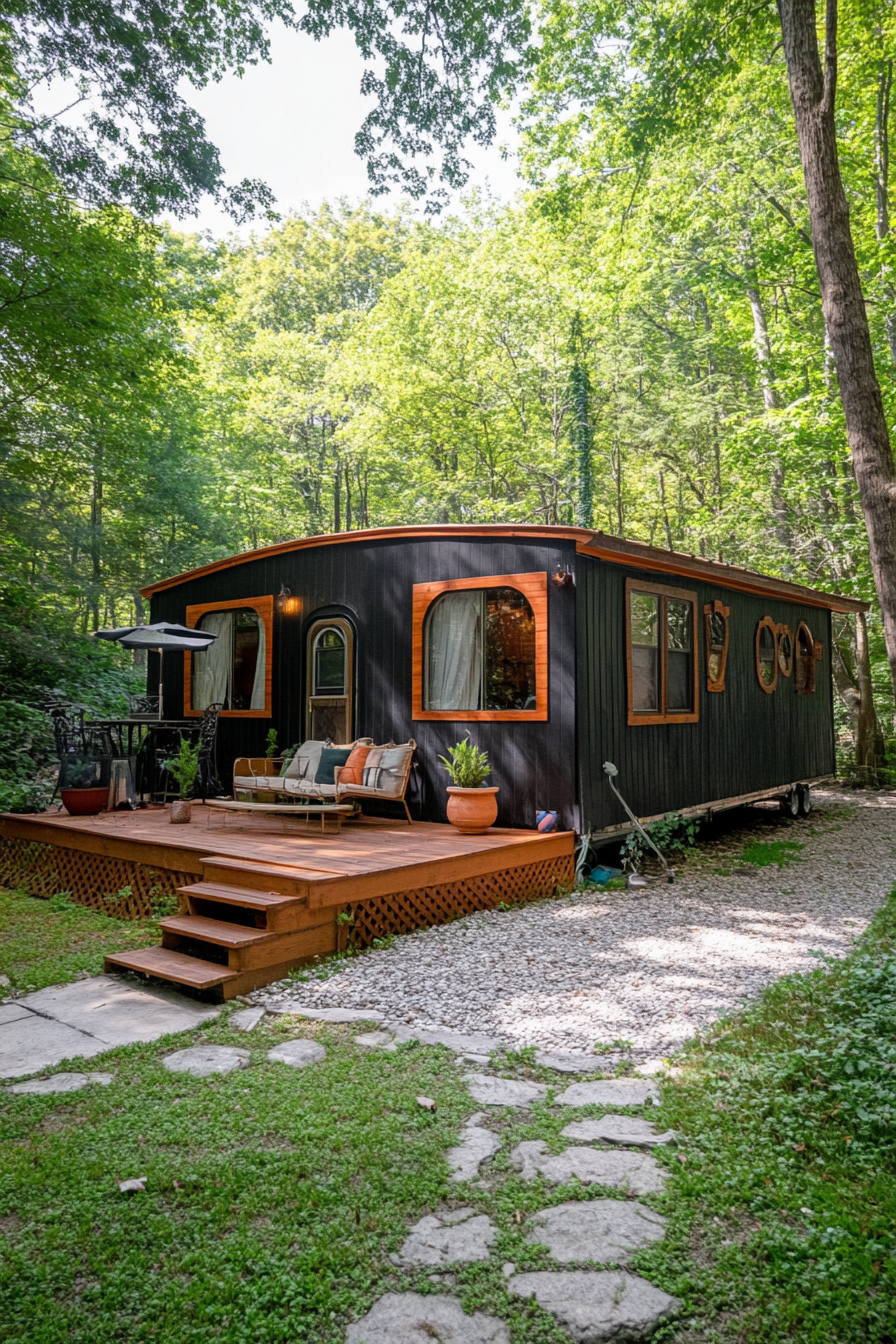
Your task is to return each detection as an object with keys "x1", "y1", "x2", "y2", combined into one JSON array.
[
  {"x1": 797, "y1": 784, "x2": 811, "y2": 817},
  {"x1": 780, "y1": 789, "x2": 800, "y2": 818}
]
